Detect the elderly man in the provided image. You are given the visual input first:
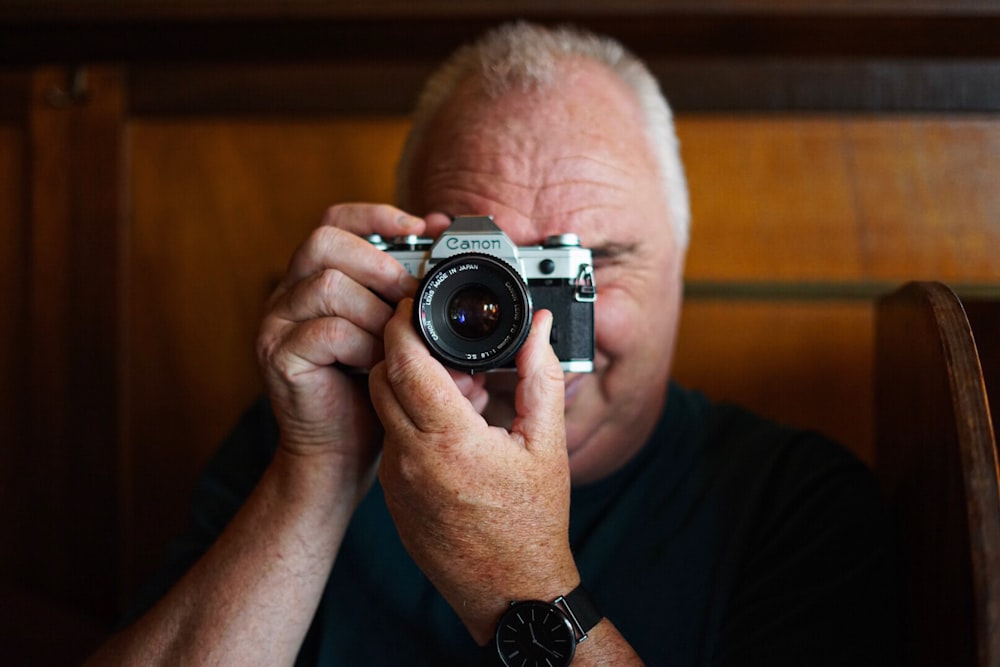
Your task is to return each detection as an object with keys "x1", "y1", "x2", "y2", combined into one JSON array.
[{"x1": 90, "y1": 22, "x2": 898, "y2": 666}]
